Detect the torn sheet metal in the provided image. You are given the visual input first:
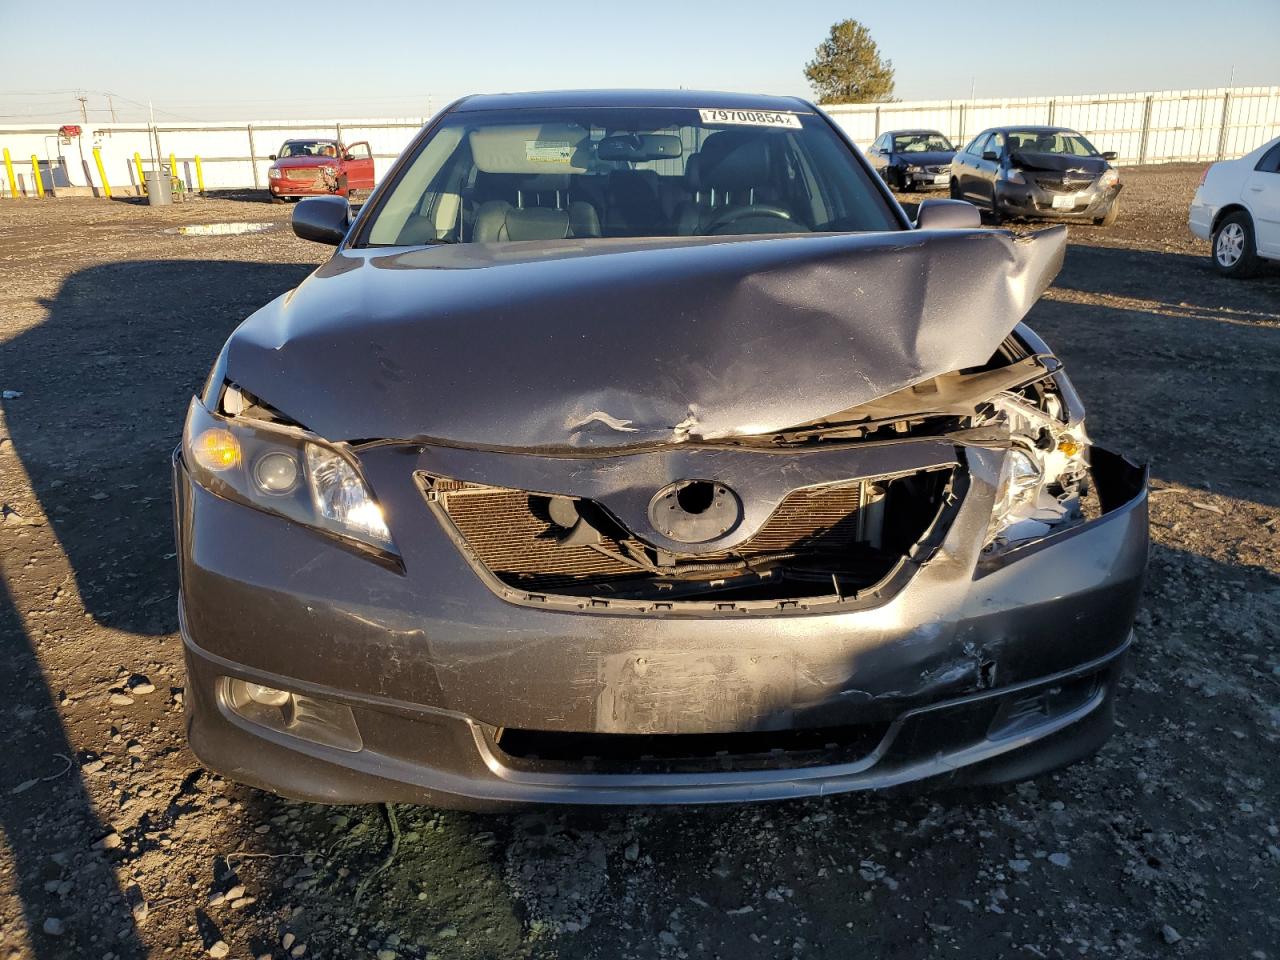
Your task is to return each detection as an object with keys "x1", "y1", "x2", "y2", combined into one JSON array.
[{"x1": 224, "y1": 227, "x2": 1066, "y2": 448}]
